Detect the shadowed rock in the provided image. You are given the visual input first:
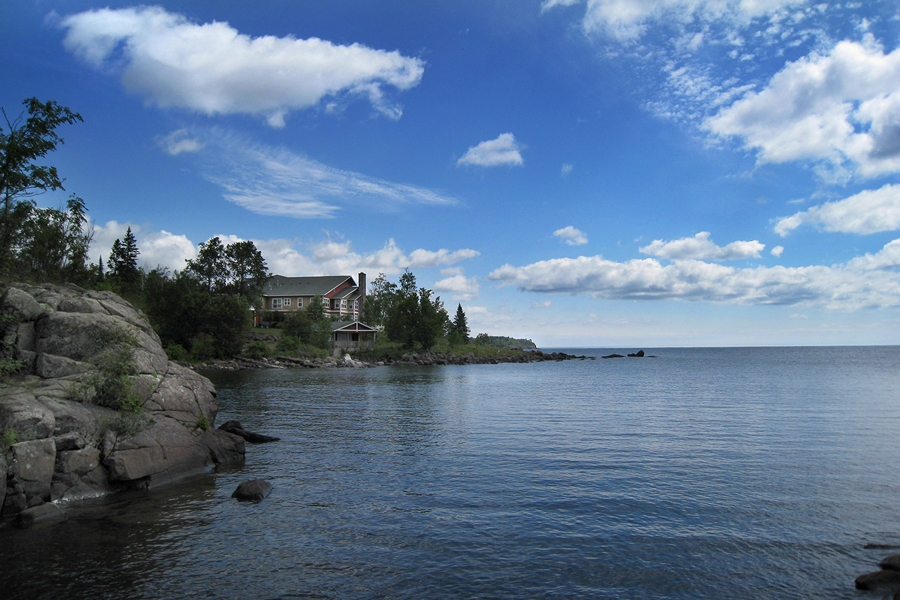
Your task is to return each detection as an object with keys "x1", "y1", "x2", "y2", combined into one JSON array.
[
  {"x1": 218, "y1": 420, "x2": 280, "y2": 444},
  {"x1": 232, "y1": 479, "x2": 272, "y2": 502},
  {"x1": 0, "y1": 284, "x2": 245, "y2": 518}
]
